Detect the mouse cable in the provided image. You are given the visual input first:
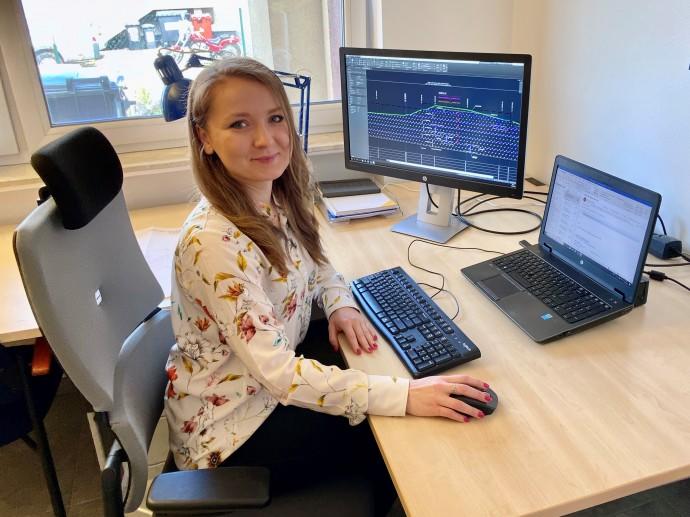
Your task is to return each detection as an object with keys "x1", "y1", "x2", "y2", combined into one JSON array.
[
  {"x1": 644, "y1": 270, "x2": 690, "y2": 293},
  {"x1": 406, "y1": 239, "x2": 504, "y2": 319},
  {"x1": 417, "y1": 281, "x2": 461, "y2": 320}
]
